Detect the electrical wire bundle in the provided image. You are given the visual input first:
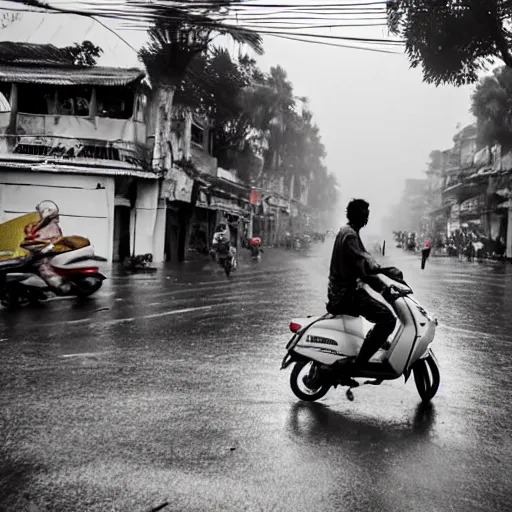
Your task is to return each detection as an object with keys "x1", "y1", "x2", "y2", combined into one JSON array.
[{"x1": 1, "y1": 0, "x2": 403, "y2": 54}]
